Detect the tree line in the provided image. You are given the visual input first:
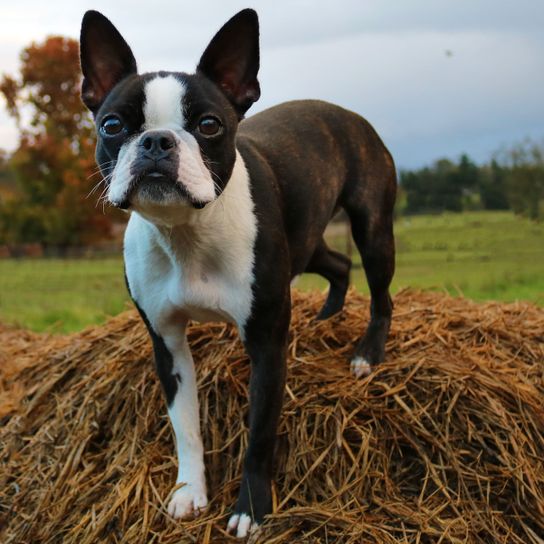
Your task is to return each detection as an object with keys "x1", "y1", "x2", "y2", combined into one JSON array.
[
  {"x1": 399, "y1": 144, "x2": 543, "y2": 220},
  {"x1": 0, "y1": 35, "x2": 542, "y2": 250}
]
